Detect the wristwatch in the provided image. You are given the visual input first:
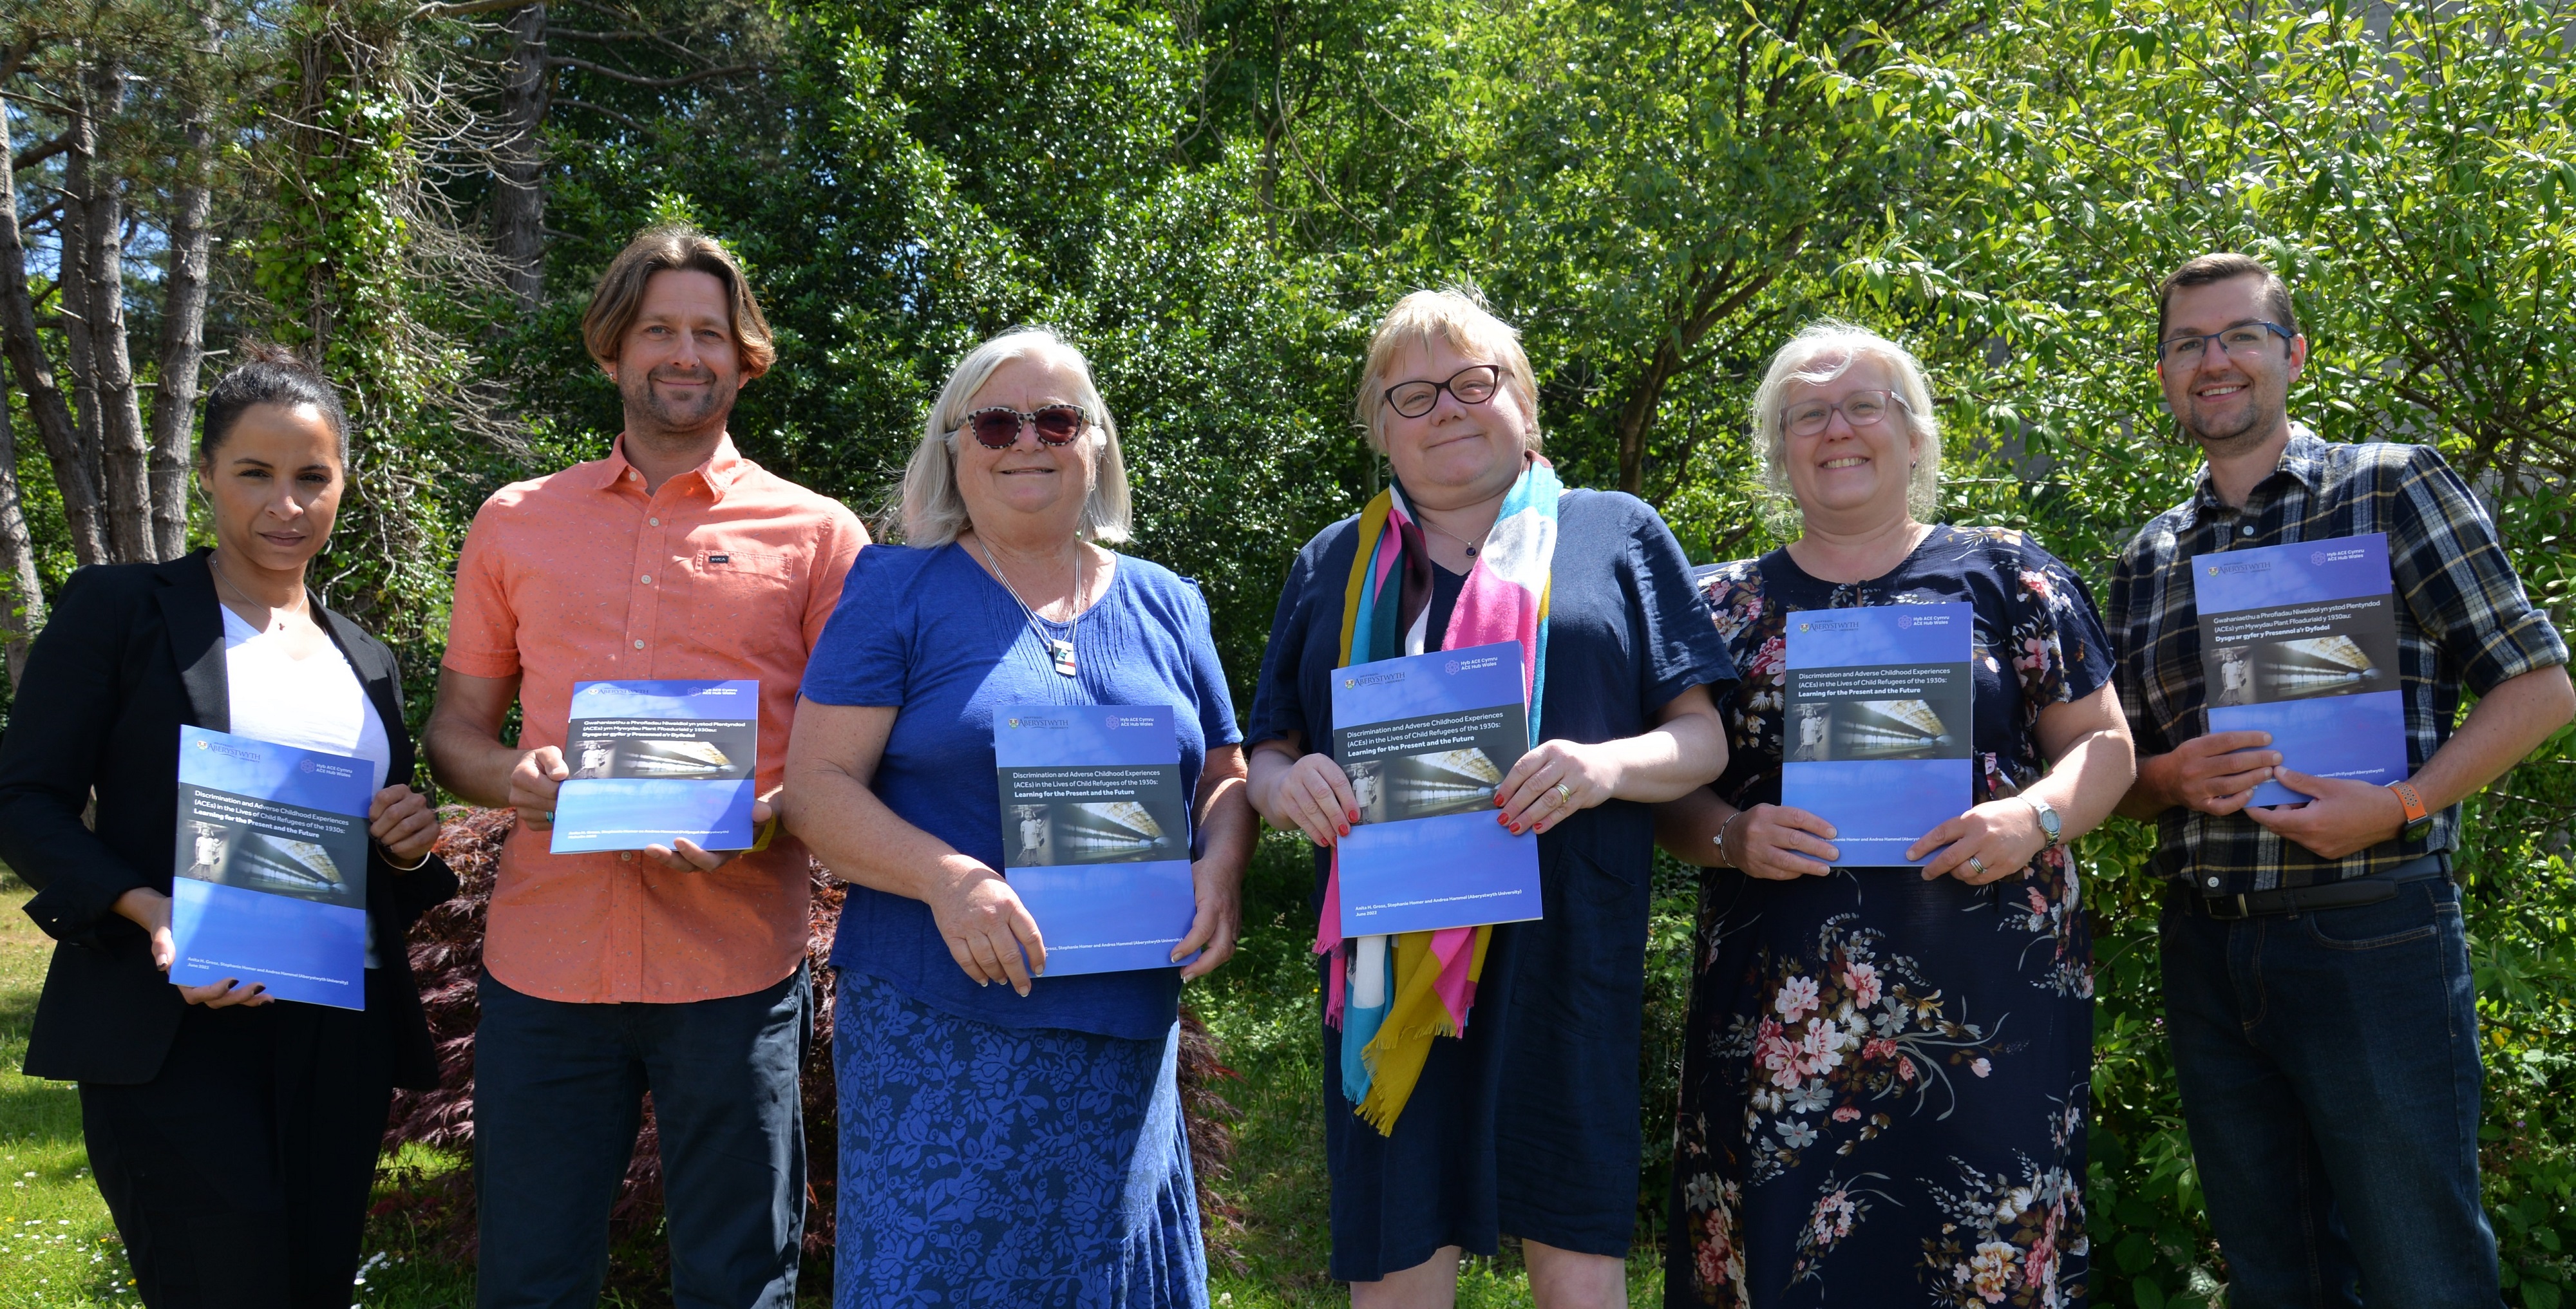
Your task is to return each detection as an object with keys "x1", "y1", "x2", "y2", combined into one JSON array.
[
  {"x1": 2023, "y1": 796, "x2": 2063, "y2": 850},
  {"x1": 2389, "y1": 779, "x2": 2433, "y2": 841}
]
